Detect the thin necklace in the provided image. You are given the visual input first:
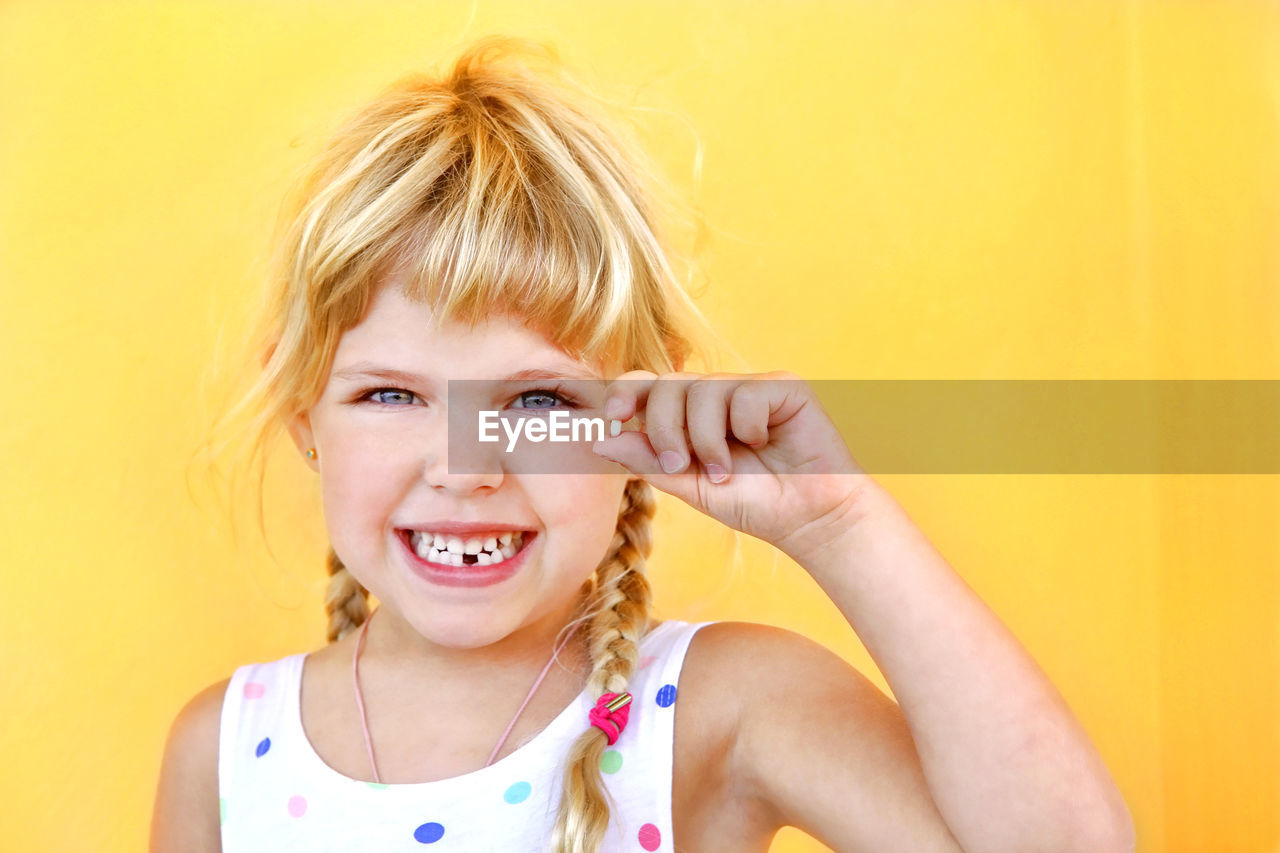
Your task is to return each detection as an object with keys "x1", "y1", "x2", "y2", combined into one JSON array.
[{"x1": 351, "y1": 607, "x2": 582, "y2": 784}]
